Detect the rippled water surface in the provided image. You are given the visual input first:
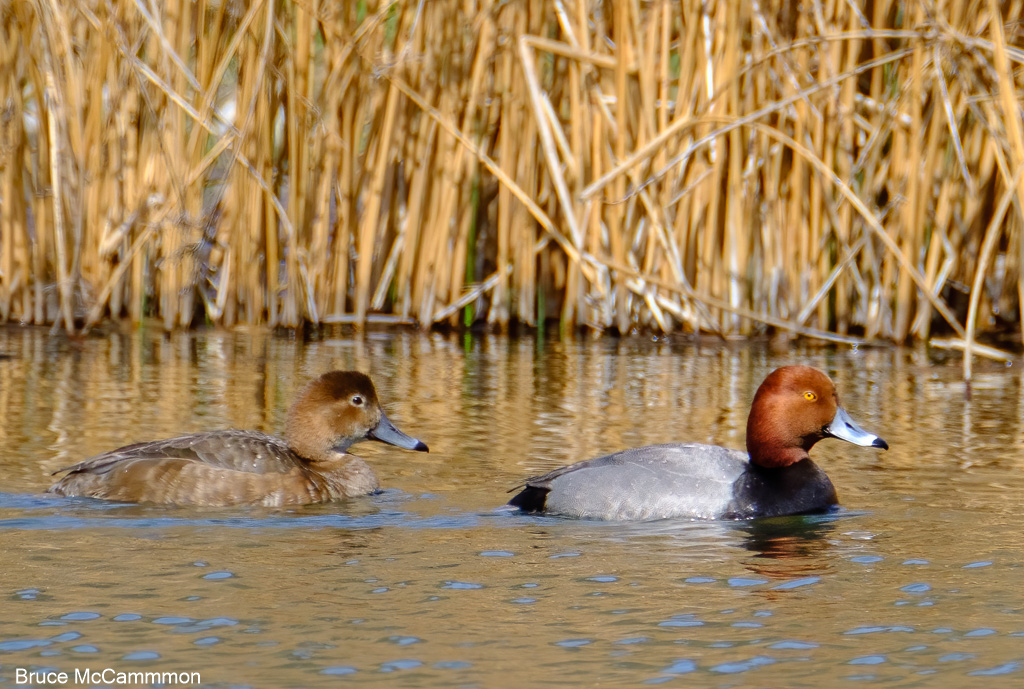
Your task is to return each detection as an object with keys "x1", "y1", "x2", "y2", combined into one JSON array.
[{"x1": 0, "y1": 327, "x2": 1022, "y2": 688}]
